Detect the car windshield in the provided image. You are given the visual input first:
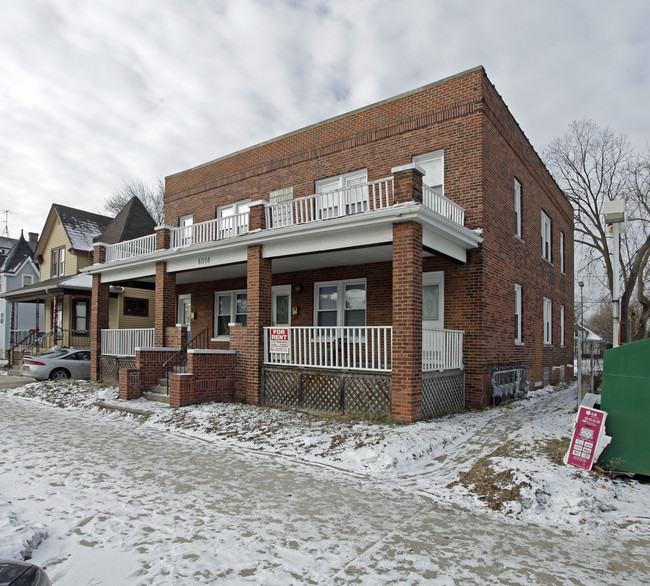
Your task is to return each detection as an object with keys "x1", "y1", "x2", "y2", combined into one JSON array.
[{"x1": 38, "y1": 350, "x2": 69, "y2": 359}]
